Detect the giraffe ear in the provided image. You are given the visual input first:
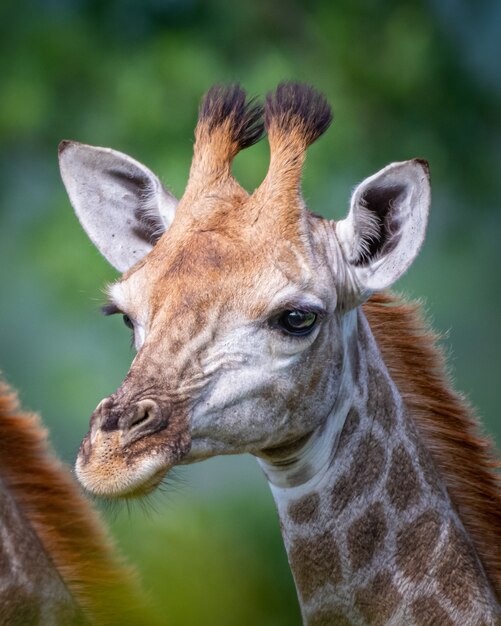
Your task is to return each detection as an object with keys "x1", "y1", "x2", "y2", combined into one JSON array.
[
  {"x1": 336, "y1": 159, "x2": 430, "y2": 297},
  {"x1": 58, "y1": 141, "x2": 178, "y2": 272}
]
